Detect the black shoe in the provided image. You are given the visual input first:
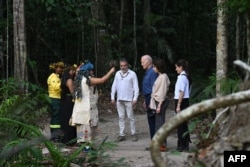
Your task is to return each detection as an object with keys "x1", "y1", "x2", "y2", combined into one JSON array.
[
  {"x1": 183, "y1": 141, "x2": 190, "y2": 152},
  {"x1": 50, "y1": 138, "x2": 61, "y2": 143},
  {"x1": 115, "y1": 135, "x2": 125, "y2": 142},
  {"x1": 145, "y1": 147, "x2": 150, "y2": 151},
  {"x1": 182, "y1": 145, "x2": 189, "y2": 152},
  {"x1": 176, "y1": 146, "x2": 183, "y2": 152}
]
